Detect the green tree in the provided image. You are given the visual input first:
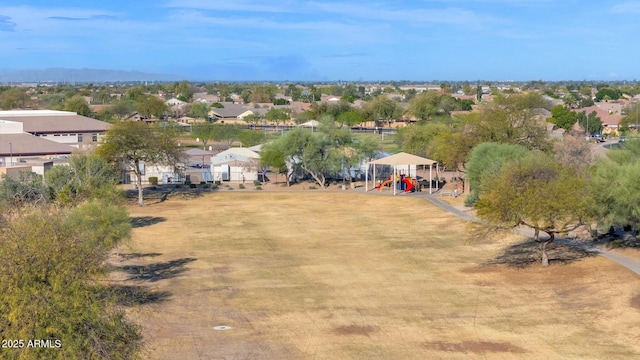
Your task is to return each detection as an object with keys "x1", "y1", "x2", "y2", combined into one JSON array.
[
  {"x1": 96, "y1": 121, "x2": 184, "y2": 206},
  {"x1": 238, "y1": 129, "x2": 266, "y2": 148},
  {"x1": 595, "y1": 88, "x2": 622, "y2": 101},
  {"x1": 191, "y1": 122, "x2": 218, "y2": 150},
  {"x1": 0, "y1": 171, "x2": 48, "y2": 206},
  {"x1": 136, "y1": 95, "x2": 167, "y2": 119},
  {"x1": 249, "y1": 85, "x2": 276, "y2": 103},
  {"x1": 0, "y1": 205, "x2": 141, "y2": 359},
  {"x1": 395, "y1": 122, "x2": 449, "y2": 158},
  {"x1": 336, "y1": 111, "x2": 363, "y2": 128},
  {"x1": 63, "y1": 95, "x2": 93, "y2": 117},
  {"x1": 591, "y1": 139, "x2": 640, "y2": 232},
  {"x1": 96, "y1": 106, "x2": 116, "y2": 122},
  {"x1": 243, "y1": 113, "x2": 262, "y2": 129},
  {"x1": 475, "y1": 152, "x2": 594, "y2": 267},
  {"x1": 188, "y1": 102, "x2": 210, "y2": 120},
  {"x1": 282, "y1": 127, "x2": 334, "y2": 187},
  {"x1": 407, "y1": 91, "x2": 440, "y2": 121},
  {"x1": 173, "y1": 80, "x2": 194, "y2": 101},
  {"x1": 111, "y1": 99, "x2": 134, "y2": 119},
  {"x1": 576, "y1": 111, "x2": 602, "y2": 134},
  {"x1": 549, "y1": 105, "x2": 578, "y2": 131},
  {"x1": 265, "y1": 108, "x2": 290, "y2": 130},
  {"x1": 465, "y1": 142, "x2": 529, "y2": 204},
  {"x1": 0, "y1": 87, "x2": 31, "y2": 109},
  {"x1": 363, "y1": 96, "x2": 403, "y2": 127},
  {"x1": 217, "y1": 124, "x2": 244, "y2": 149},
  {"x1": 44, "y1": 154, "x2": 120, "y2": 205},
  {"x1": 260, "y1": 141, "x2": 291, "y2": 185}
]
